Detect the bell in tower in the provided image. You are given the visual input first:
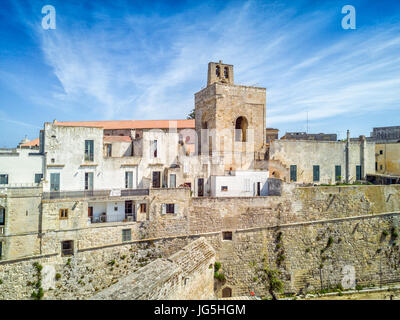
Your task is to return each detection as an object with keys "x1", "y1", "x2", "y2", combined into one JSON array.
[{"x1": 207, "y1": 60, "x2": 234, "y2": 86}]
